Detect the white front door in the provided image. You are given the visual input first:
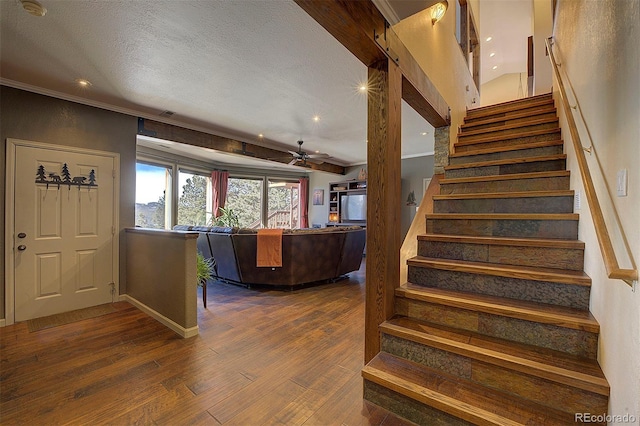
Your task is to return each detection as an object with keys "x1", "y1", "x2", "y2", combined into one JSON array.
[{"x1": 11, "y1": 143, "x2": 117, "y2": 322}]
